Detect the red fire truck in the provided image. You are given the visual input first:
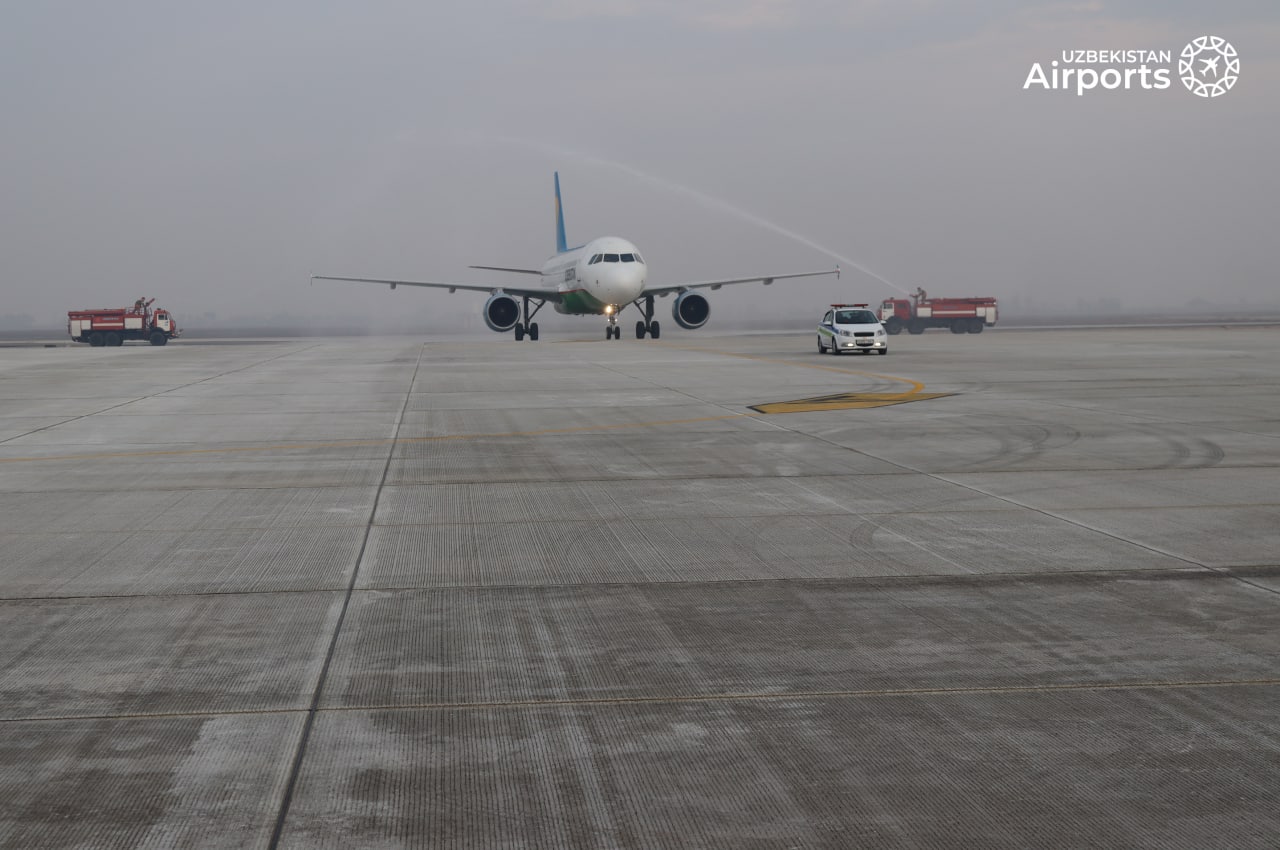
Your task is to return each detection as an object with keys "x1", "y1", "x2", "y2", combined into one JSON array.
[
  {"x1": 68, "y1": 298, "x2": 181, "y2": 347},
  {"x1": 878, "y1": 288, "x2": 998, "y2": 335}
]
